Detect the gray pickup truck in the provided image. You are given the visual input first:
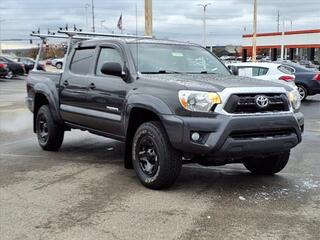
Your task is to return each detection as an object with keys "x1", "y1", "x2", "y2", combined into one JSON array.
[{"x1": 26, "y1": 36, "x2": 304, "y2": 189}]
